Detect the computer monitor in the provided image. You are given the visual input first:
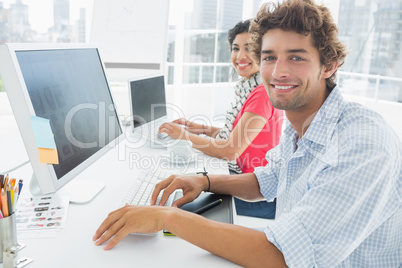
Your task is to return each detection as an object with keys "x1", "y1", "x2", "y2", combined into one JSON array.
[
  {"x1": 0, "y1": 43, "x2": 124, "y2": 203},
  {"x1": 128, "y1": 74, "x2": 167, "y2": 132}
]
